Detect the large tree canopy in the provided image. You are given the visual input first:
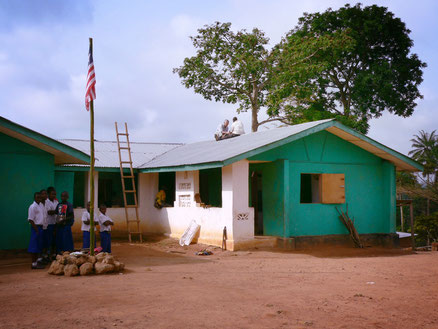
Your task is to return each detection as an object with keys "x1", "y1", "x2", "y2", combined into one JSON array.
[
  {"x1": 274, "y1": 4, "x2": 426, "y2": 133},
  {"x1": 174, "y1": 22, "x2": 350, "y2": 132}
]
